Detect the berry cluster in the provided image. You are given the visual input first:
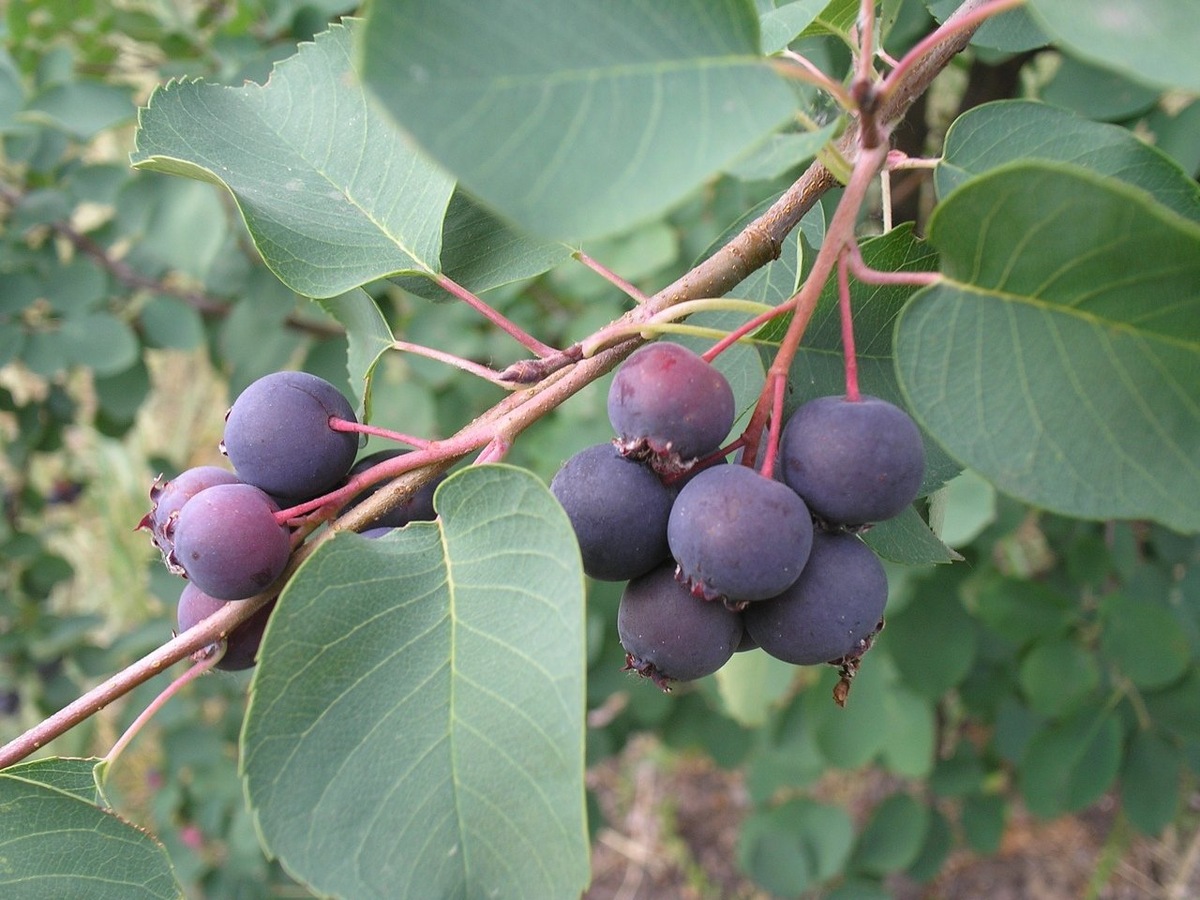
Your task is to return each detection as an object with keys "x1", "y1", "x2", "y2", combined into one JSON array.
[
  {"x1": 141, "y1": 371, "x2": 439, "y2": 670},
  {"x1": 550, "y1": 341, "x2": 925, "y2": 690}
]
